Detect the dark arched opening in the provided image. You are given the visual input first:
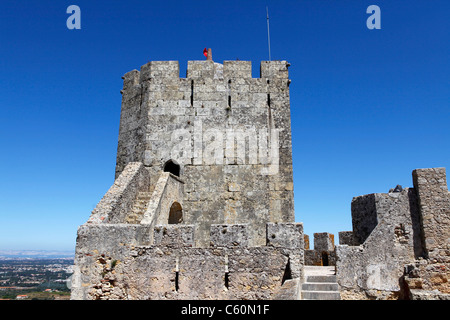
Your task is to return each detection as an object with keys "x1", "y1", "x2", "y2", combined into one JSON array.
[
  {"x1": 168, "y1": 202, "x2": 183, "y2": 224},
  {"x1": 163, "y1": 160, "x2": 181, "y2": 177}
]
